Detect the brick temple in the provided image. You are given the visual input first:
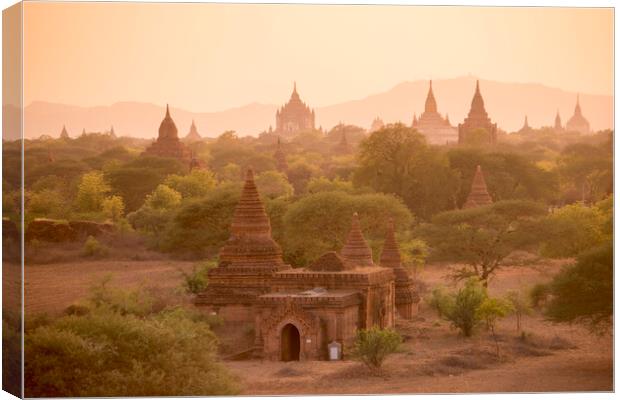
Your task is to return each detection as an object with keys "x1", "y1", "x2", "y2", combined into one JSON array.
[
  {"x1": 458, "y1": 81, "x2": 498, "y2": 145},
  {"x1": 566, "y1": 95, "x2": 591, "y2": 134},
  {"x1": 143, "y1": 105, "x2": 192, "y2": 161},
  {"x1": 463, "y1": 165, "x2": 493, "y2": 209},
  {"x1": 275, "y1": 82, "x2": 316, "y2": 136},
  {"x1": 412, "y1": 80, "x2": 458, "y2": 145},
  {"x1": 196, "y1": 169, "x2": 419, "y2": 361}
]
